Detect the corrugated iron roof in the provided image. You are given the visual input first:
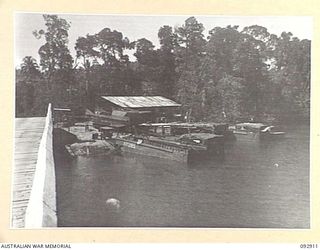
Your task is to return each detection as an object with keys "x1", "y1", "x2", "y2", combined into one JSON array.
[{"x1": 101, "y1": 96, "x2": 181, "y2": 108}]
